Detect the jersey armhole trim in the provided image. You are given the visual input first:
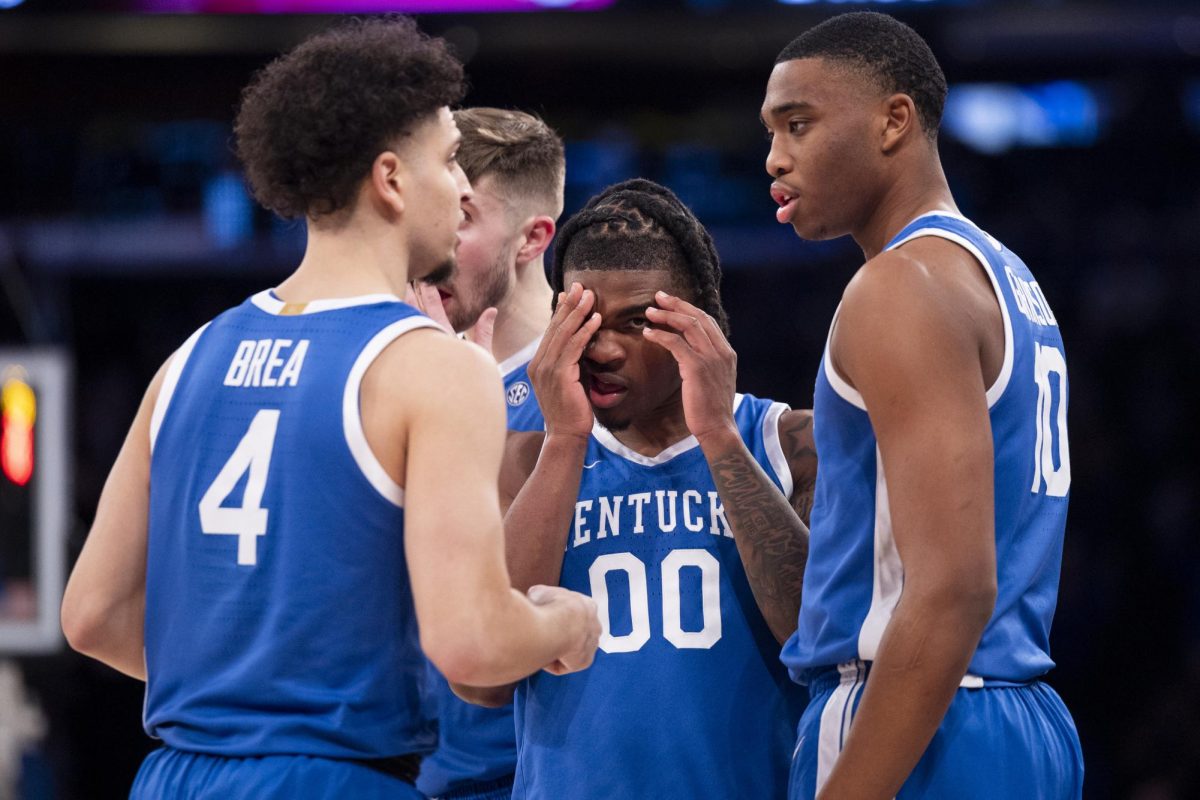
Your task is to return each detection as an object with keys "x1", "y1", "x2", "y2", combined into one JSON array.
[
  {"x1": 763, "y1": 401, "x2": 794, "y2": 499},
  {"x1": 149, "y1": 322, "x2": 211, "y2": 454},
  {"x1": 888, "y1": 227, "x2": 1015, "y2": 408},
  {"x1": 821, "y1": 305, "x2": 867, "y2": 411},
  {"x1": 343, "y1": 317, "x2": 443, "y2": 508}
]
